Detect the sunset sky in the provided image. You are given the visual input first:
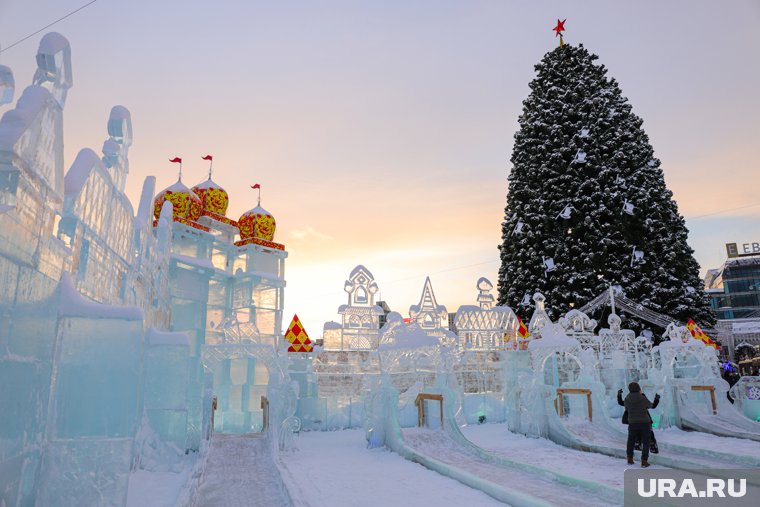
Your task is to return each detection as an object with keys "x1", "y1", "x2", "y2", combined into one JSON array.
[{"x1": 1, "y1": 0, "x2": 759, "y2": 333}]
